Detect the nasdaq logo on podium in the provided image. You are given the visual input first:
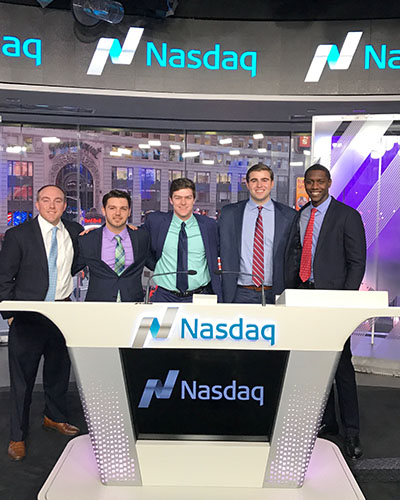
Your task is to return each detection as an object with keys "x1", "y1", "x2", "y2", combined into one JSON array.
[
  {"x1": 134, "y1": 307, "x2": 276, "y2": 347},
  {"x1": 138, "y1": 369, "x2": 265, "y2": 408}
]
